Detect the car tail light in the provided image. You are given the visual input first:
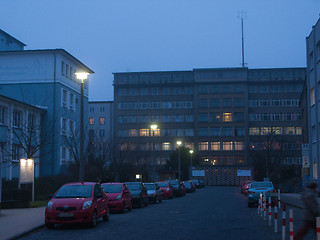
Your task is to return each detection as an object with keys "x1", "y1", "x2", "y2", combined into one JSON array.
[{"x1": 248, "y1": 190, "x2": 255, "y2": 194}]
